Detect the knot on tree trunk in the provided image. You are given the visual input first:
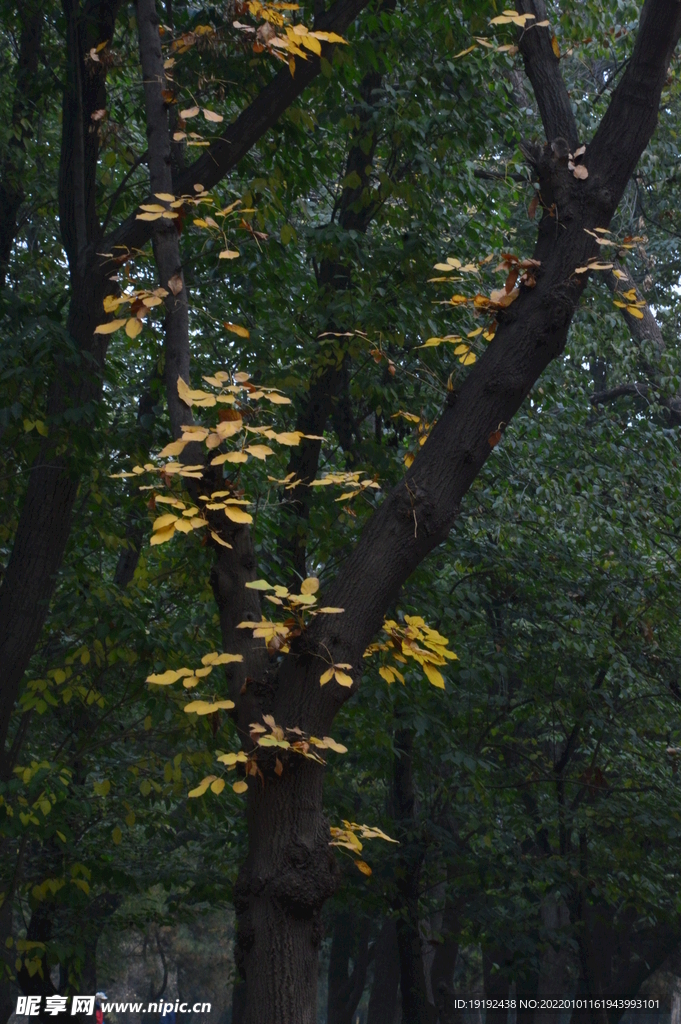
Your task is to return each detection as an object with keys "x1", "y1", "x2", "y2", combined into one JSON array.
[{"x1": 260, "y1": 834, "x2": 338, "y2": 918}]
